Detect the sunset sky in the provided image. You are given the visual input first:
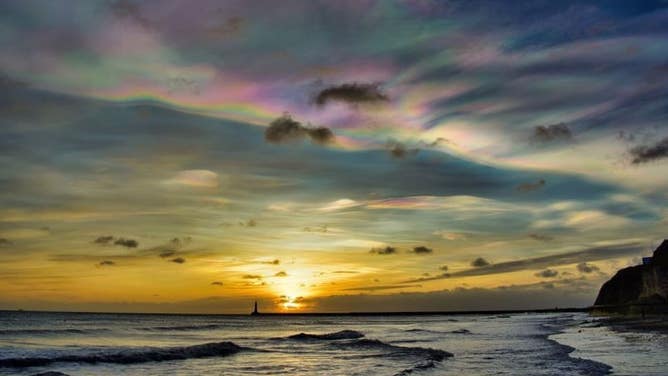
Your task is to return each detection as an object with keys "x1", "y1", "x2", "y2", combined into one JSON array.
[{"x1": 1, "y1": 0, "x2": 667, "y2": 313}]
